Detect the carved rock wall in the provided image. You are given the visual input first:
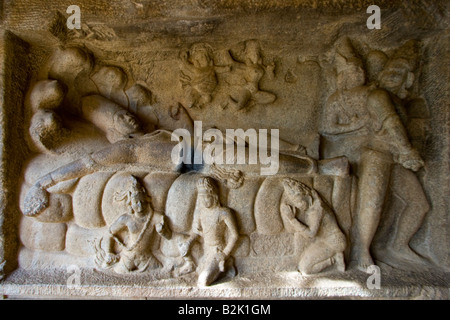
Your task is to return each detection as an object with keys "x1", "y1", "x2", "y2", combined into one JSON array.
[{"x1": 0, "y1": 0, "x2": 448, "y2": 298}]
